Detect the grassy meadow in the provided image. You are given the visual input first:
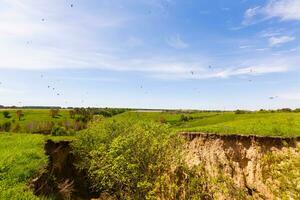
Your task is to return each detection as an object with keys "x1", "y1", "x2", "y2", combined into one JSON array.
[
  {"x1": 112, "y1": 111, "x2": 300, "y2": 137},
  {"x1": 1, "y1": 108, "x2": 300, "y2": 199},
  {"x1": 0, "y1": 109, "x2": 74, "y2": 133},
  {"x1": 0, "y1": 133, "x2": 73, "y2": 200}
]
